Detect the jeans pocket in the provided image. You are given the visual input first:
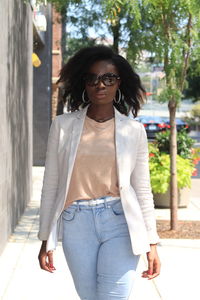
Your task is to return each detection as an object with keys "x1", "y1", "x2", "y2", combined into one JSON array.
[
  {"x1": 111, "y1": 200, "x2": 124, "y2": 216},
  {"x1": 62, "y1": 207, "x2": 76, "y2": 221}
]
